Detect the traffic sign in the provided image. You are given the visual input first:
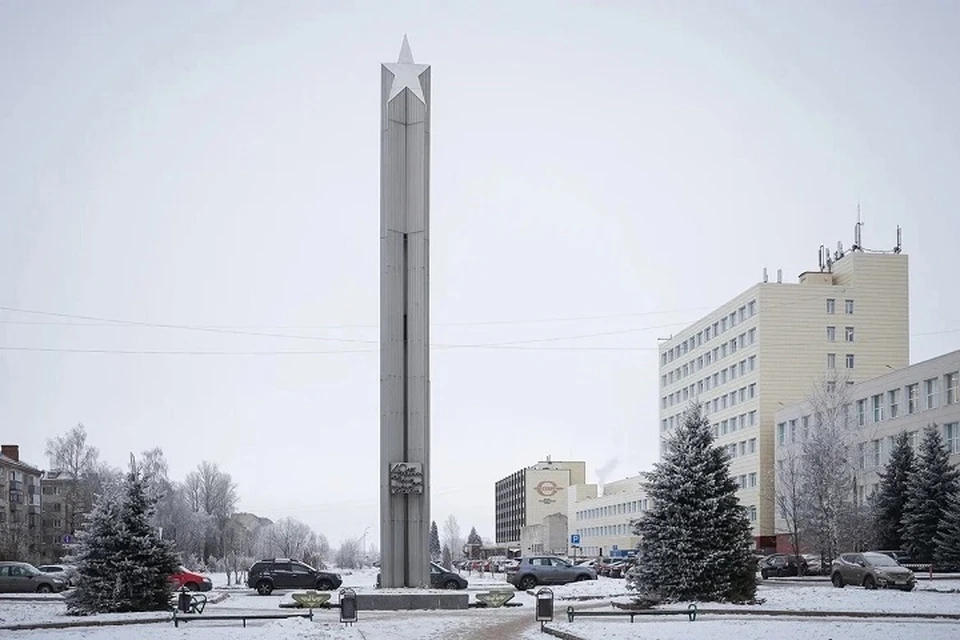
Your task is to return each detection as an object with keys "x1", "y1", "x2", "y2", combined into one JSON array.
[
  {"x1": 570, "y1": 533, "x2": 580, "y2": 546},
  {"x1": 62, "y1": 534, "x2": 73, "y2": 544}
]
